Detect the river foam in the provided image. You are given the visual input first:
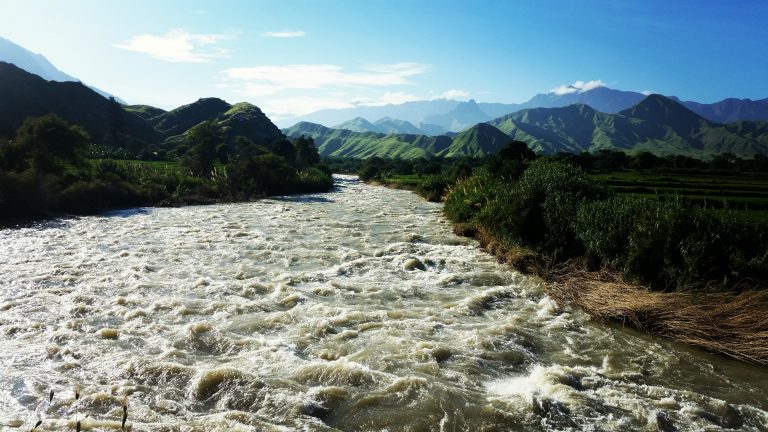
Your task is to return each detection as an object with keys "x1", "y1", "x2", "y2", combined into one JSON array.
[{"x1": 1, "y1": 175, "x2": 766, "y2": 431}]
